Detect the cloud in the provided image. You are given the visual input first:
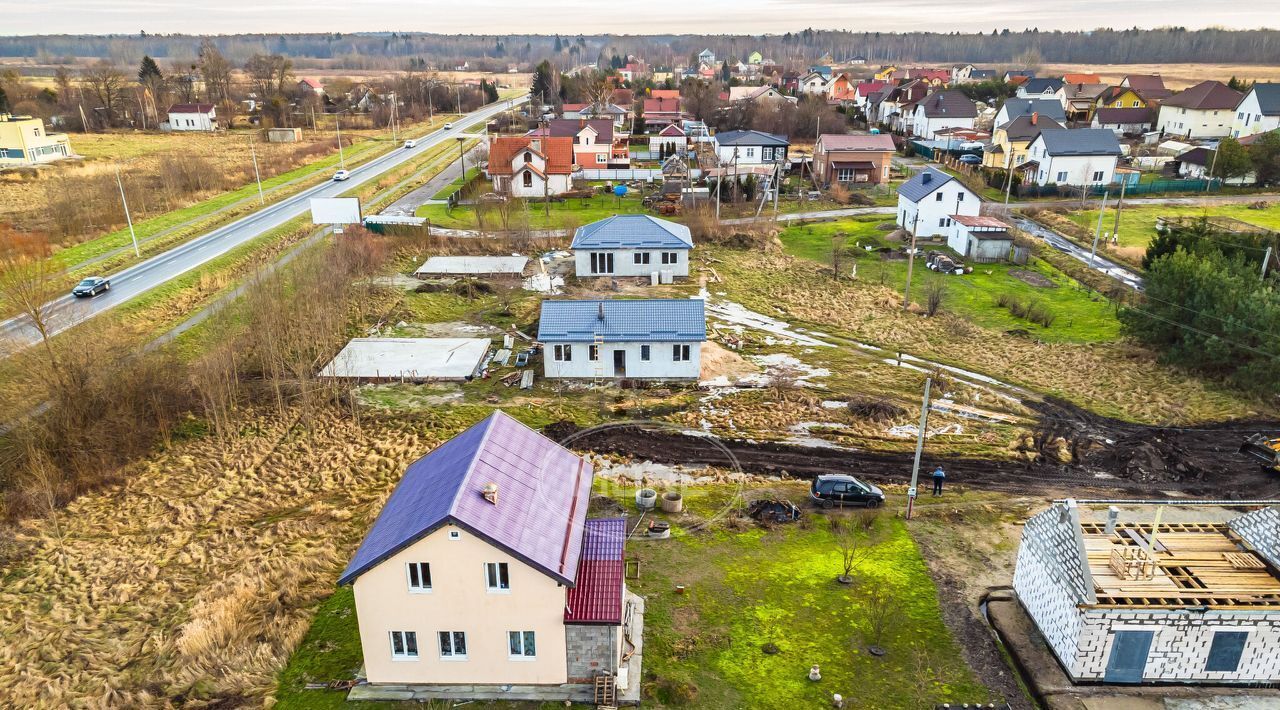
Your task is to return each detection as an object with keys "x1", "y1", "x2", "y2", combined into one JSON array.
[{"x1": 0, "y1": 0, "x2": 1270, "y2": 35}]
